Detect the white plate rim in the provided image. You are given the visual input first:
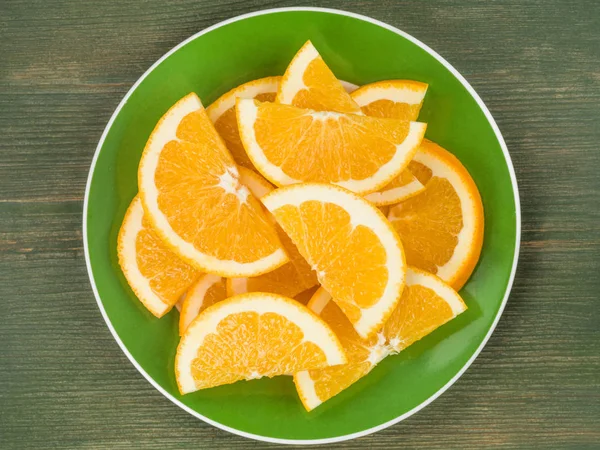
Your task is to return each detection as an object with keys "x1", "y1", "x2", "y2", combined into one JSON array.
[{"x1": 82, "y1": 6, "x2": 521, "y2": 445}]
